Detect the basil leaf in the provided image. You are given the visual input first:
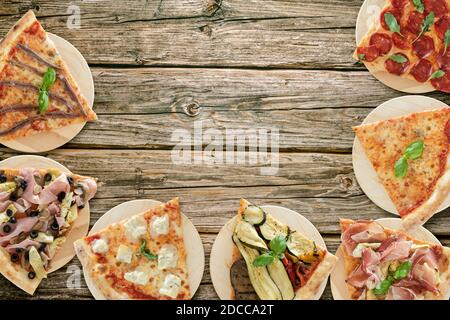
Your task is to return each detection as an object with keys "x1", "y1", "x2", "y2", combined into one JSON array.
[
  {"x1": 444, "y1": 30, "x2": 450, "y2": 54},
  {"x1": 404, "y1": 139, "x2": 424, "y2": 160},
  {"x1": 139, "y1": 239, "x2": 147, "y2": 254},
  {"x1": 393, "y1": 261, "x2": 412, "y2": 280},
  {"x1": 138, "y1": 239, "x2": 157, "y2": 259},
  {"x1": 372, "y1": 279, "x2": 393, "y2": 296},
  {"x1": 358, "y1": 53, "x2": 365, "y2": 61},
  {"x1": 384, "y1": 12, "x2": 402, "y2": 35},
  {"x1": 38, "y1": 90, "x2": 49, "y2": 114},
  {"x1": 430, "y1": 70, "x2": 445, "y2": 79},
  {"x1": 413, "y1": 0, "x2": 424, "y2": 13},
  {"x1": 143, "y1": 251, "x2": 158, "y2": 260},
  {"x1": 389, "y1": 54, "x2": 408, "y2": 63},
  {"x1": 395, "y1": 156, "x2": 408, "y2": 178},
  {"x1": 42, "y1": 67, "x2": 56, "y2": 91},
  {"x1": 253, "y1": 252, "x2": 274, "y2": 267},
  {"x1": 269, "y1": 235, "x2": 287, "y2": 256}
]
